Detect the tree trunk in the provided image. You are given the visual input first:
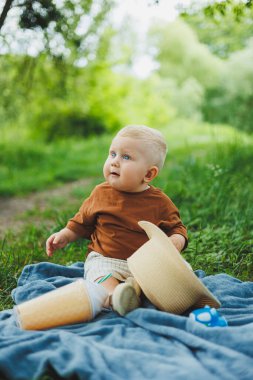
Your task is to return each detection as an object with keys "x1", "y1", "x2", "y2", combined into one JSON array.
[{"x1": 0, "y1": 0, "x2": 14, "y2": 32}]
